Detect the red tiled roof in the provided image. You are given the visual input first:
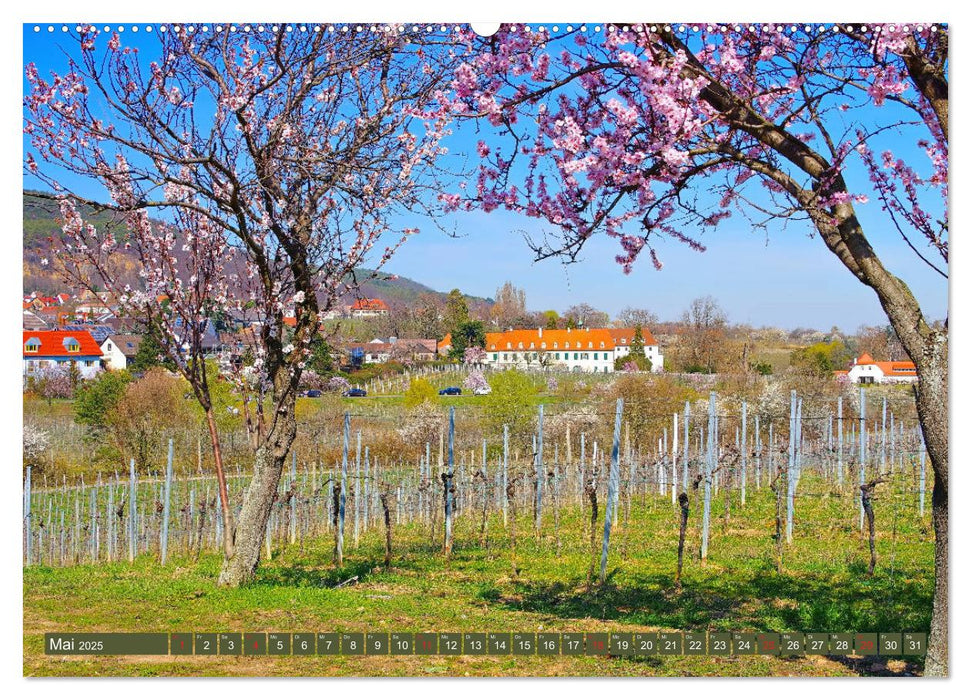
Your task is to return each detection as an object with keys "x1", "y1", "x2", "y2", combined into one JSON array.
[
  {"x1": 852, "y1": 353, "x2": 916, "y2": 376},
  {"x1": 350, "y1": 298, "x2": 389, "y2": 311},
  {"x1": 437, "y1": 333, "x2": 452, "y2": 350},
  {"x1": 486, "y1": 328, "x2": 616, "y2": 352},
  {"x1": 23, "y1": 329, "x2": 102, "y2": 358},
  {"x1": 609, "y1": 327, "x2": 658, "y2": 346}
]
